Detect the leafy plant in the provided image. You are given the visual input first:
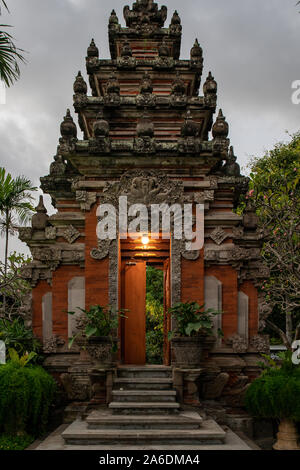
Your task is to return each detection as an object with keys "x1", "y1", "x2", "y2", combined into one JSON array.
[
  {"x1": 245, "y1": 355, "x2": 300, "y2": 421},
  {"x1": 0, "y1": 360, "x2": 56, "y2": 436},
  {"x1": 0, "y1": 433, "x2": 34, "y2": 451},
  {"x1": 68, "y1": 305, "x2": 127, "y2": 352},
  {"x1": 8, "y1": 348, "x2": 37, "y2": 367},
  {"x1": 168, "y1": 301, "x2": 222, "y2": 341},
  {"x1": 0, "y1": 317, "x2": 41, "y2": 360}
]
